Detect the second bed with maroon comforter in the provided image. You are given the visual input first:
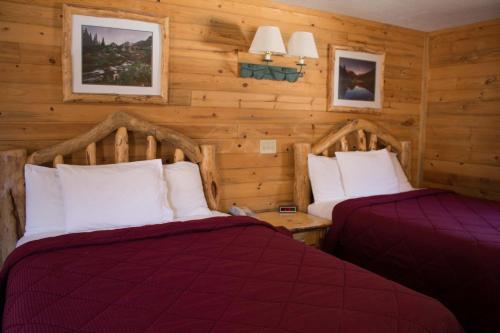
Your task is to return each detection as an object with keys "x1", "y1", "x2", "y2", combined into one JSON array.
[
  {"x1": 324, "y1": 189, "x2": 500, "y2": 333},
  {"x1": 1, "y1": 216, "x2": 462, "y2": 333}
]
